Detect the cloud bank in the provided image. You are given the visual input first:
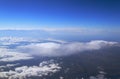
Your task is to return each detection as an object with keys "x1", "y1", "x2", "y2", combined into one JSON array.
[
  {"x1": 17, "y1": 40, "x2": 117, "y2": 57},
  {"x1": 0, "y1": 60, "x2": 61, "y2": 79},
  {"x1": 0, "y1": 37, "x2": 118, "y2": 60}
]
